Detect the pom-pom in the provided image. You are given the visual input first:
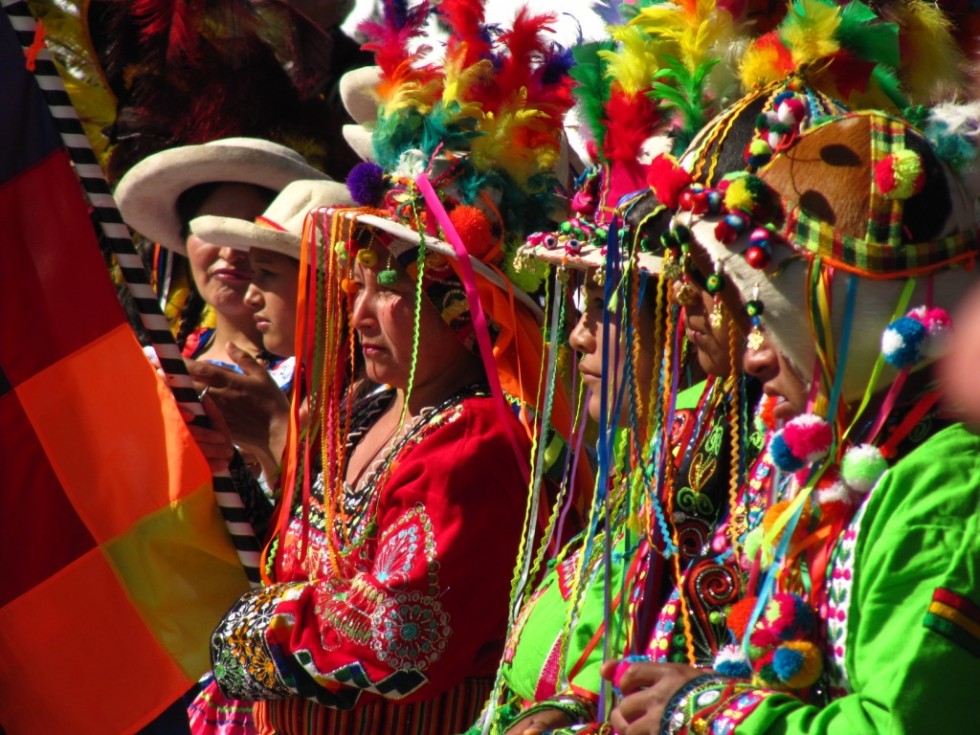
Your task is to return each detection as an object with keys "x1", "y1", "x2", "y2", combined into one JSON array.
[
  {"x1": 909, "y1": 306, "x2": 953, "y2": 358},
  {"x1": 745, "y1": 138, "x2": 773, "y2": 168},
  {"x1": 356, "y1": 248, "x2": 379, "y2": 267},
  {"x1": 505, "y1": 251, "x2": 548, "y2": 293},
  {"x1": 770, "y1": 430, "x2": 805, "y2": 472},
  {"x1": 377, "y1": 269, "x2": 399, "y2": 286},
  {"x1": 882, "y1": 315, "x2": 927, "y2": 368},
  {"x1": 840, "y1": 443, "x2": 887, "y2": 494},
  {"x1": 875, "y1": 150, "x2": 925, "y2": 200},
  {"x1": 647, "y1": 153, "x2": 693, "y2": 209},
  {"x1": 813, "y1": 468, "x2": 851, "y2": 506},
  {"x1": 781, "y1": 414, "x2": 833, "y2": 464},
  {"x1": 726, "y1": 596, "x2": 758, "y2": 640},
  {"x1": 714, "y1": 645, "x2": 753, "y2": 678},
  {"x1": 761, "y1": 500, "x2": 811, "y2": 549},
  {"x1": 449, "y1": 205, "x2": 497, "y2": 260},
  {"x1": 771, "y1": 641, "x2": 822, "y2": 688},
  {"x1": 346, "y1": 162, "x2": 386, "y2": 206},
  {"x1": 571, "y1": 190, "x2": 596, "y2": 215}
]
